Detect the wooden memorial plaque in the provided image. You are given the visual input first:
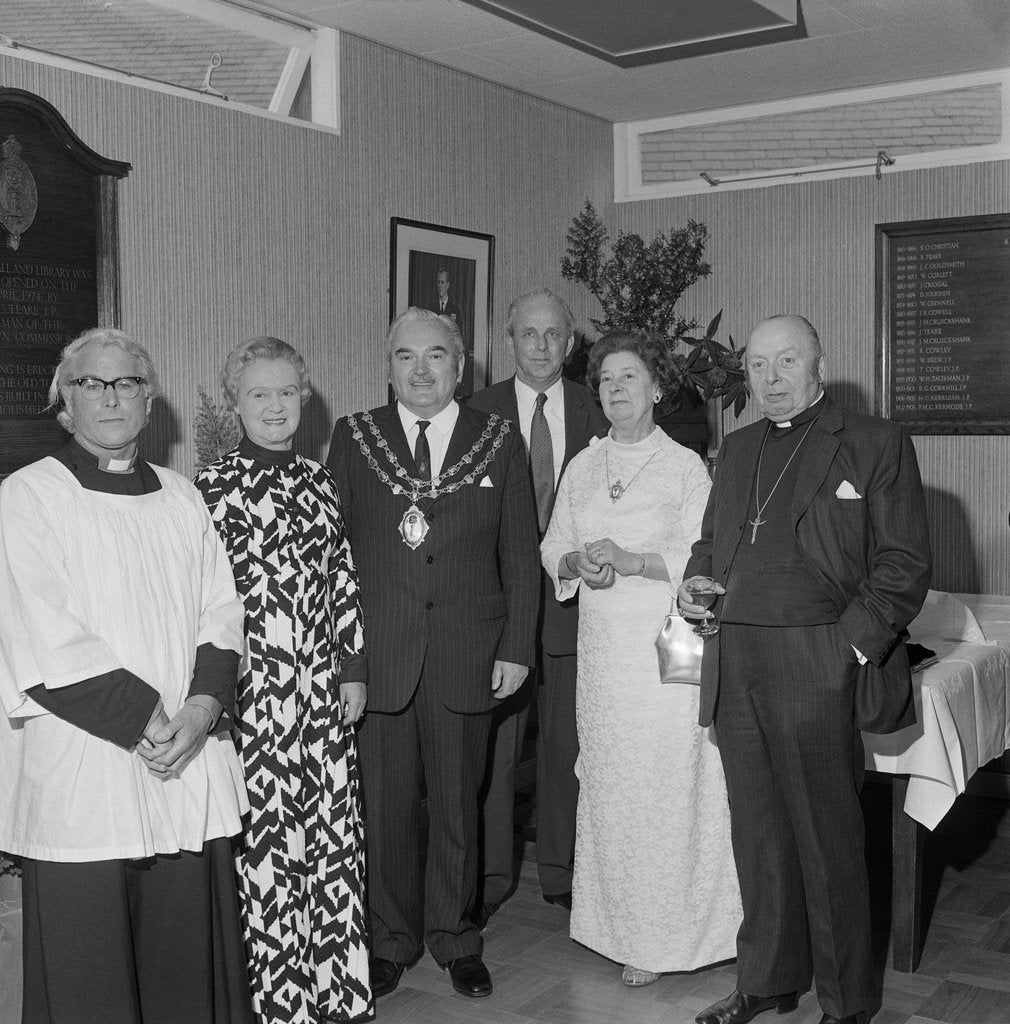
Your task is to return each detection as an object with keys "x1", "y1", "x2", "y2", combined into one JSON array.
[
  {"x1": 0, "y1": 88, "x2": 130, "y2": 475},
  {"x1": 876, "y1": 213, "x2": 1010, "y2": 434}
]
